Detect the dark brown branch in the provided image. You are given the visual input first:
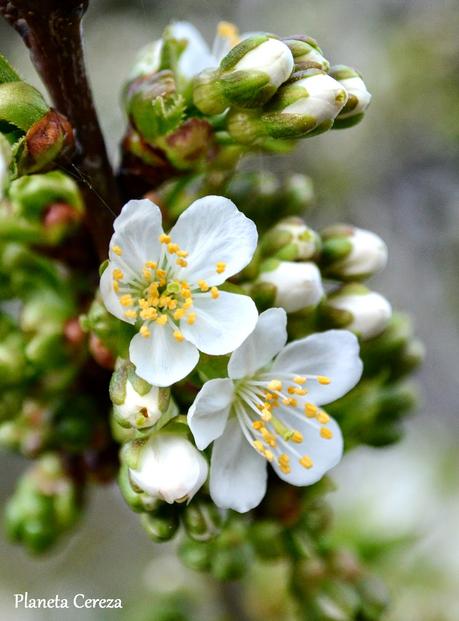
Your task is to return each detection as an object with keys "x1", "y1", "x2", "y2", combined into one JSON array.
[{"x1": 0, "y1": 0, "x2": 120, "y2": 259}]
